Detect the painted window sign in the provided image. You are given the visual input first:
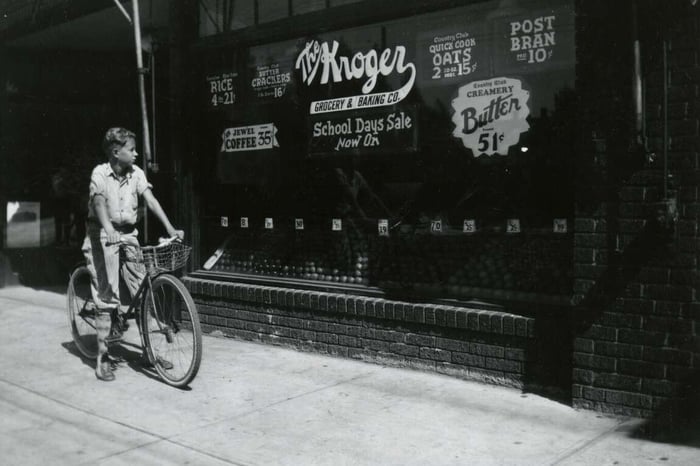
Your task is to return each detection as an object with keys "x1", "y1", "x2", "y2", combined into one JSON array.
[
  {"x1": 248, "y1": 40, "x2": 297, "y2": 102},
  {"x1": 220, "y1": 123, "x2": 279, "y2": 152},
  {"x1": 492, "y1": 5, "x2": 575, "y2": 74},
  {"x1": 295, "y1": 40, "x2": 417, "y2": 115},
  {"x1": 451, "y1": 77, "x2": 530, "y2": 156},
  {"x1": 206, "y1": 72, "x2": 237, "y2": 107},
  {"x1": 509, "y1": 15, "x2": 557, "y2": 64},
  {"x1": 417, "y1": 26, "x2": 486, "y2": 84},
  {"x1": 251, "y1": 63, "x2": 292, "y2": 99},
  {"x1": 309, "y1": 107, "x2": 417, "y2": 155}
]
